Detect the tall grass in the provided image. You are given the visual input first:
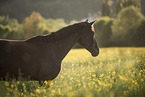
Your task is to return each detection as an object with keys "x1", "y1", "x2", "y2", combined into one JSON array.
[{"x1": 0, "y1": 48, "x2": 145, "y2": 97}]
